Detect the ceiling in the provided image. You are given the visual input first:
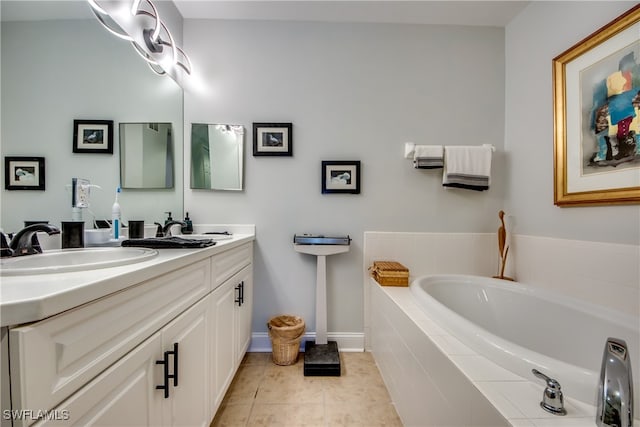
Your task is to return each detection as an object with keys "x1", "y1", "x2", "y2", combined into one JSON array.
[
  {"x1": 173, "y1": 1, "x2": 530, "y2": 27},
  {"x1": 2, "y1": 1, "x2": 530, "y2": 27}
]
